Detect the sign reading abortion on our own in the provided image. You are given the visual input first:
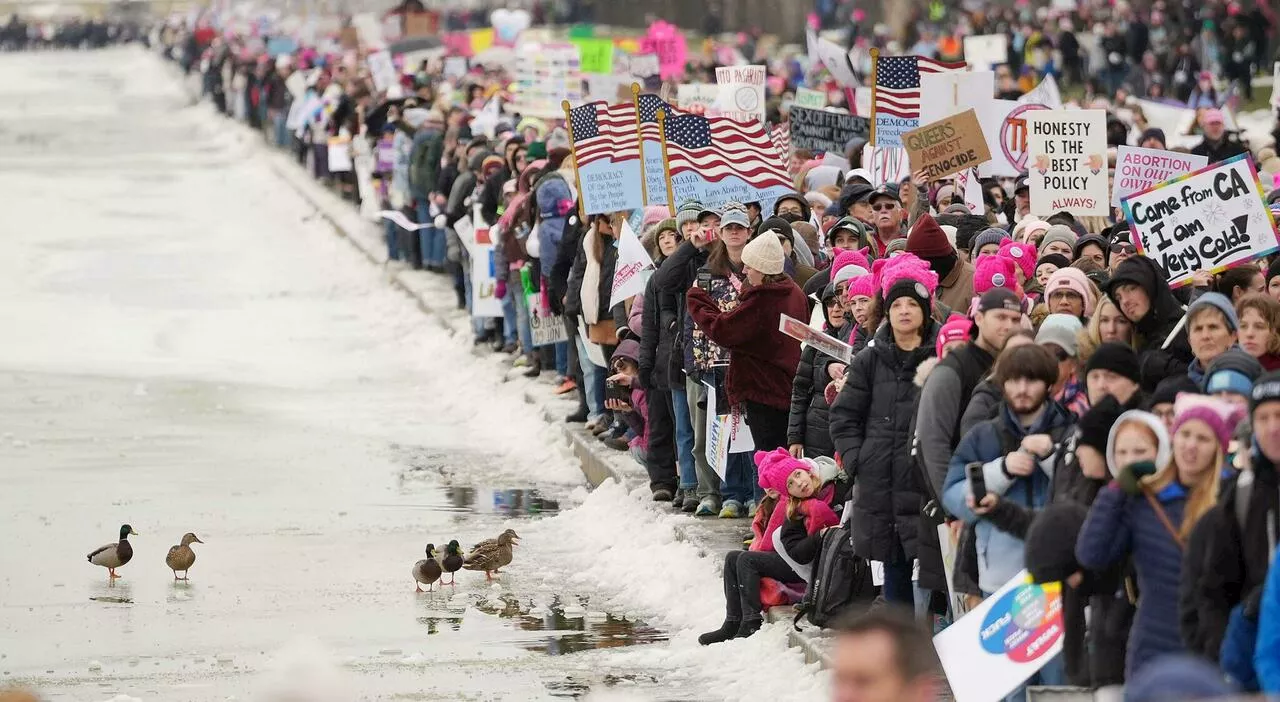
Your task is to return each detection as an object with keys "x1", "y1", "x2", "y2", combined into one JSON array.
[
  {"x1": 1111, "y1": 146, "x2": 1208, "y2": 206},
  {"x1": 788, "y1": 106, "x2": 871, "y2": 155},
  {"x1": 1121, "y1": 154, "x2": 1280, "y2": 288},
  {"x1": 902, "y1": 108, "x2": 992, "y2": 181},
  {"x1": 1026, "y1": 110, "x2": 1108, "y2": 216}
]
